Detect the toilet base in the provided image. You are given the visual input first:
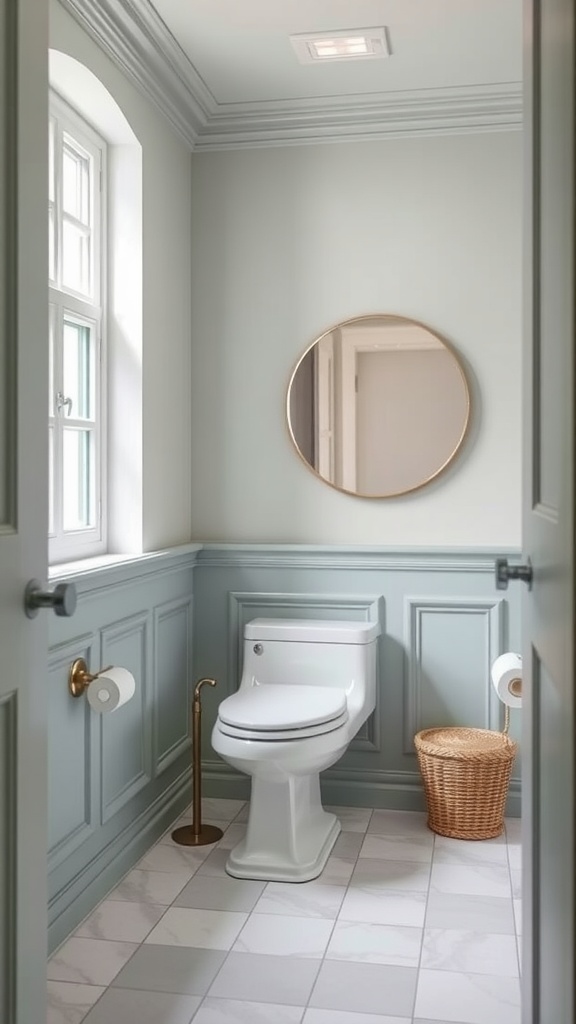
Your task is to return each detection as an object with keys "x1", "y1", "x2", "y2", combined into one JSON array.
[{"x1": 225, "y1": 772, "x2": 341, "y2": 882}]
